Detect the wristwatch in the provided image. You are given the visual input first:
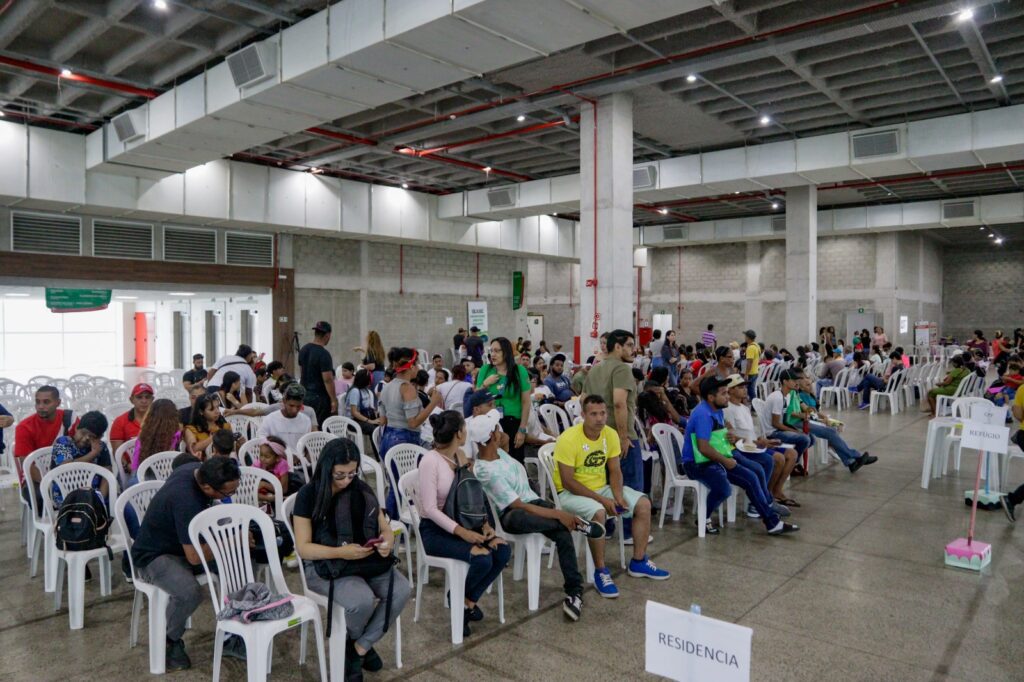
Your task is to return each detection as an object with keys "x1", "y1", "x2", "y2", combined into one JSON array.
[{"x1": 518, "y1": 427, "x2": 528, "y2": 434}]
